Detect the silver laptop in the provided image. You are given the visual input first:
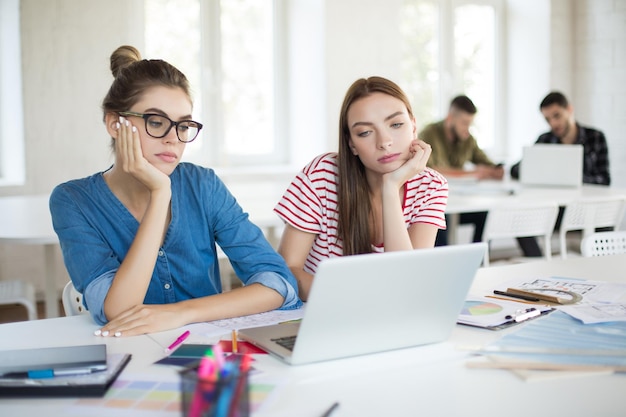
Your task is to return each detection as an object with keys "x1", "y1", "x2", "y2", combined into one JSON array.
[
  {"x1": 520, "y1": 144, "x2": 583, "y2": 188},
  {"x1": 239, "y1": 243, "x2": 487, "y2": 365}
]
